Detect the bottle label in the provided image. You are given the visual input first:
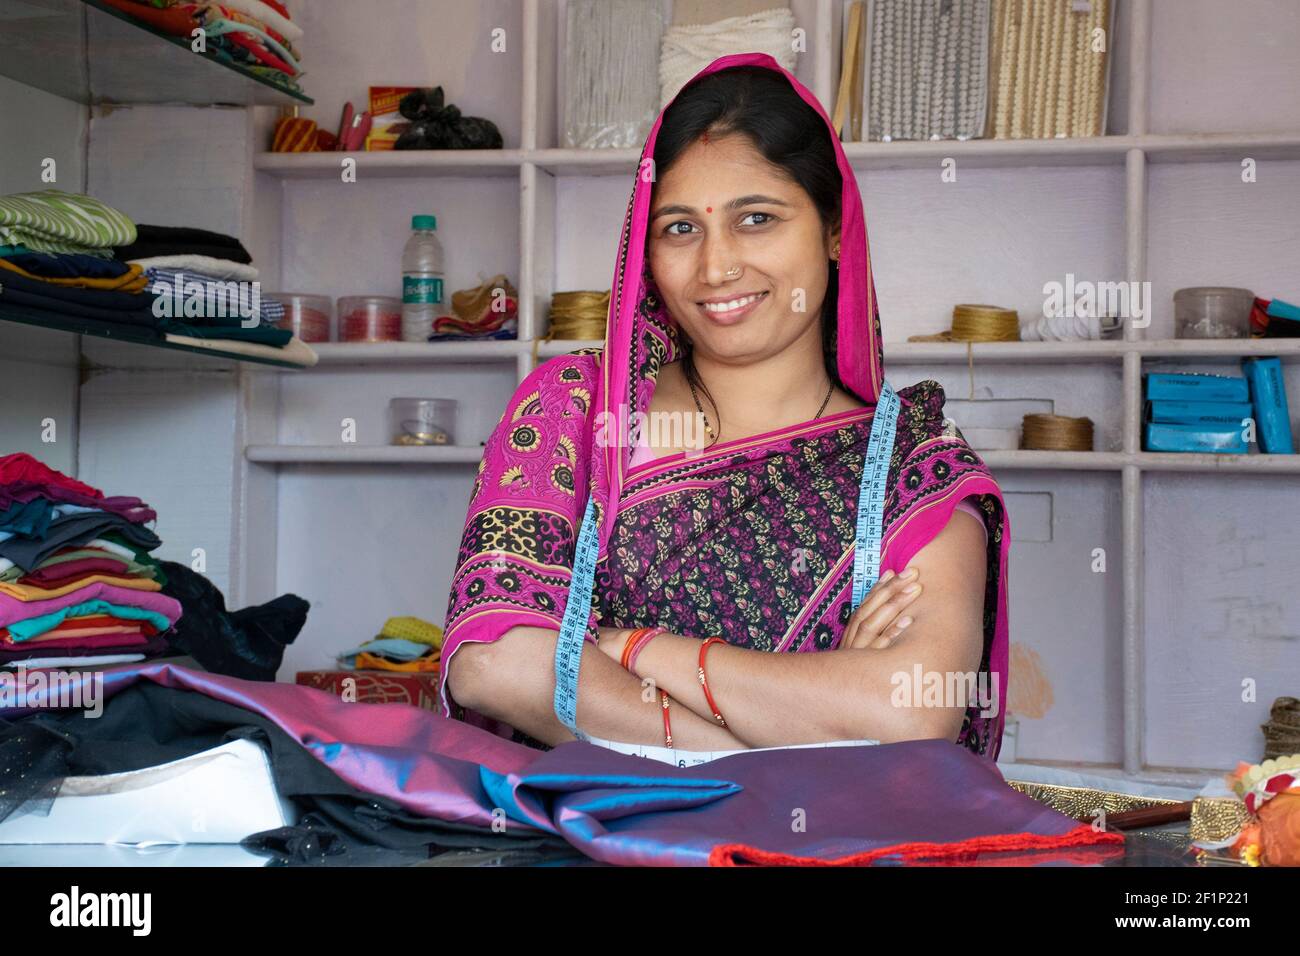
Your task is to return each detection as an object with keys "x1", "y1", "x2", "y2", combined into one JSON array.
[{"x1": 403, "y1": 275, "x2": 443, "y2": 305}]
